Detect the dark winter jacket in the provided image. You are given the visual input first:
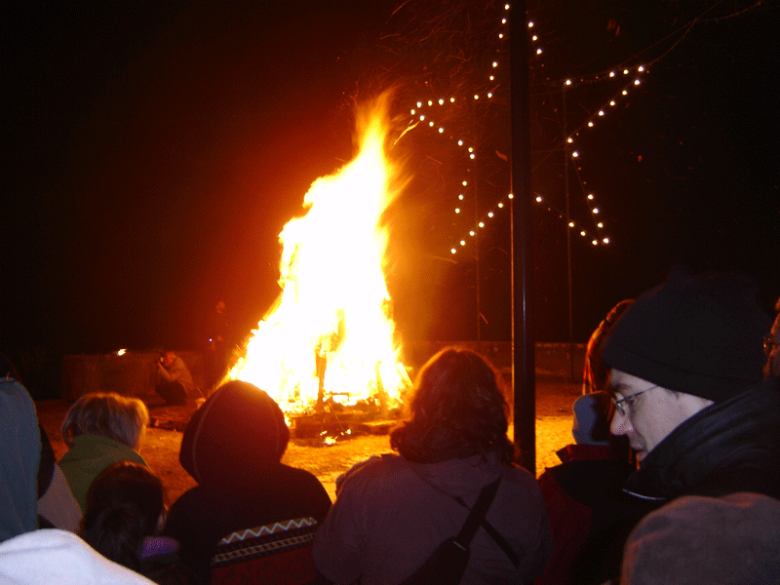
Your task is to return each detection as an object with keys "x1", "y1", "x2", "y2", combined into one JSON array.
[
  {"x1": 535, "y1": 444, "x2": 639, "y2": 585},
  {"x1": 579, "y1": 380, "x2": 780, "y2": 585},
  {"x1": 163, "y1": 381, "x2": 331, "y2": 585},
  {"x1": 313, "y1": 452, "x2": 553, "y2": 585},
  {"x1": 623, "y1": 380, "x2": 780, "y2": 503},
  {"x1": 0, "y1": 379, "x2": 40, "y2": 542}
]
